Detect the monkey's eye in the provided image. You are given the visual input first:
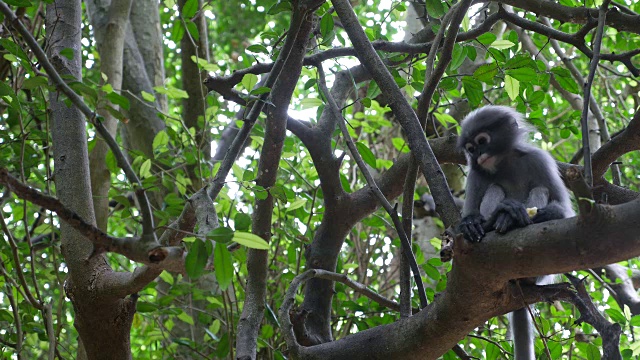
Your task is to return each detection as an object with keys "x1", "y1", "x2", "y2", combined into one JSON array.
[
  {"x1": 474, "y1": 133, "x2": 491, "y2": 146},
  {"x1": 465, "y1": 143, "x2": 475, "y2": 153}
]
